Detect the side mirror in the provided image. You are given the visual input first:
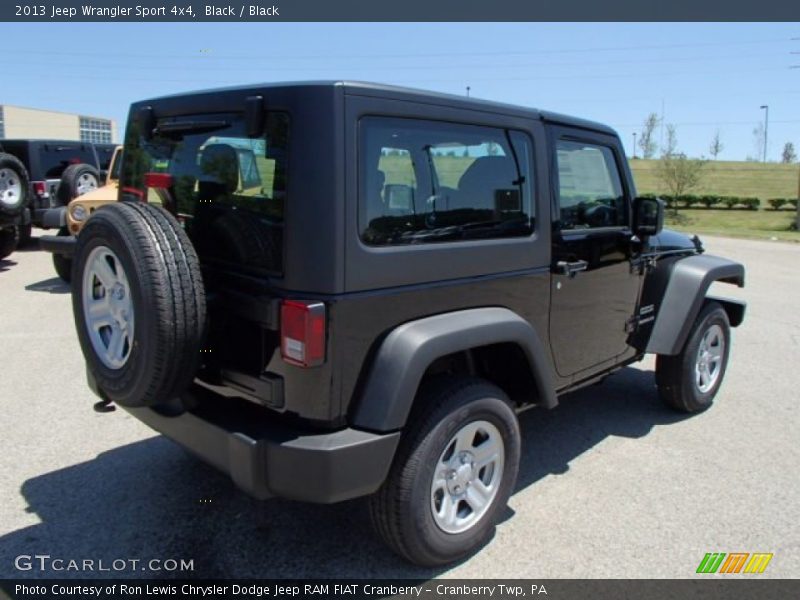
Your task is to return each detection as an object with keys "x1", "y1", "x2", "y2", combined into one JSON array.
[{"x1": 633, "y1": 196, "x2": 664, "y2": 238}]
